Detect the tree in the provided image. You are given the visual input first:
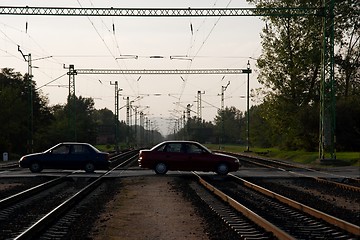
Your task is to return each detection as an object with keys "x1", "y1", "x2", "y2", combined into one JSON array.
[
  {"x1": 246, "y1": 0, "x2": 359, "y2": 150},
  {"x1": 214, "y1": 107, "x2": 243, "y2": 144},
  {"x1": 72, "y1": 96, "x2": 97, "y2": 143},
  {"x1": 247, "y1": 105, "x2": 273, "y2": 148},
  {"x1": 175, "y1": 117, "x2": 215, "y2": 143},
  {"x1": 0, "y1": 68, "x2": 53, "y2": 154},
  {"x1": 334, "y1": 0, "x2": 360, "y2": 98},
  {"x1": 0, "y1": 69, "x2": 28, "y2": 154}
]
